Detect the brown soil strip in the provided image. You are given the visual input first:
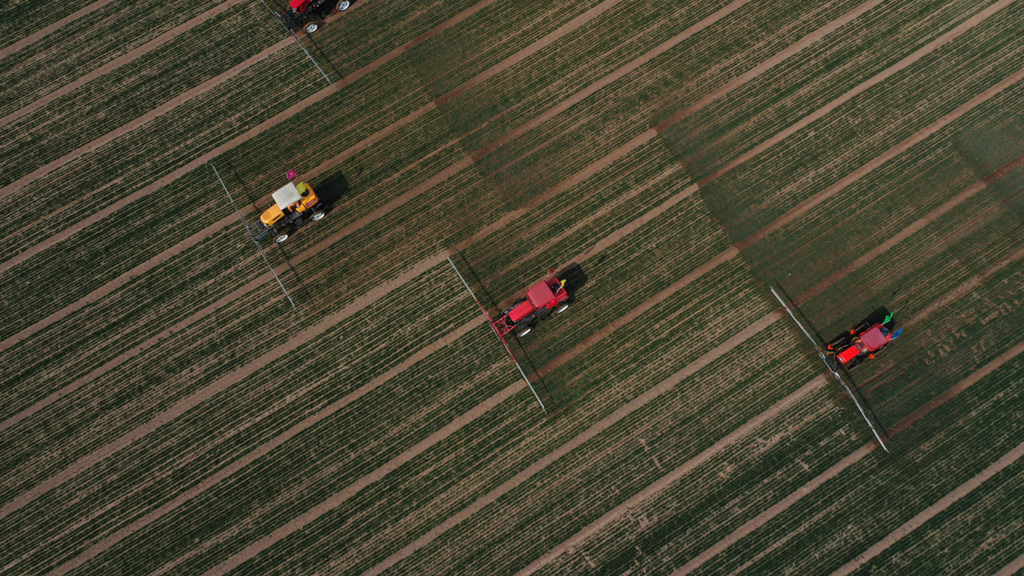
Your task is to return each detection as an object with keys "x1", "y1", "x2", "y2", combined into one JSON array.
[
  {"x1": 699, "y1": 0, "x2": 1020, "y2": 192},
  {"x1": 472, "y1": 0, "x2": 753, "y2": 162},
  {"x1": 360, "y1": 311, "x2": 784, "y2": 576},
  {"x1": 994, "y1": 551, "x2": 1024, "y2": 576},
  {"x1": 514, "y1": 374, "x2": 830, "y2": 575},
  {"x1": 1, "y1": 38, "x2": 292, "y2": 196},
  {"x1": 47, "y1": 315, "x2": 485, "y2": 576},
  {"x1": 0, "y1": 0, "x2": 117, "y2": 60},
  {"x1": 830, "y1": 437, "x2": 1024, "y2": 576},
  {"x1": 0, "y1": 0, "x2": 248, "y2": 131},
  {"x1": 0, "y1": 253, "x2": 444, "y2": 522},
  {"x1": 0, "y1": 214, "x2": 237, "y2": 355},
  {"x1": 794, "y1": 148, "x2": 1024, "y2": 307},
  {"x1": 435, "y1": 0, "x2": 625, "y2": 107}
]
